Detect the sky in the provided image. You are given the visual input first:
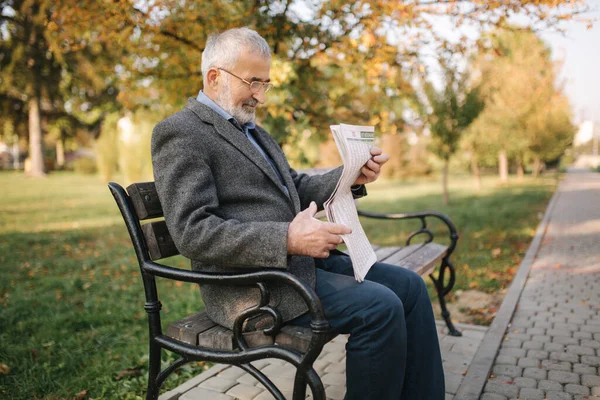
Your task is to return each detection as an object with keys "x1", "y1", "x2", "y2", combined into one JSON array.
[{"x1": 540, "y1": 1, "x2": 600, "y2": 124}]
